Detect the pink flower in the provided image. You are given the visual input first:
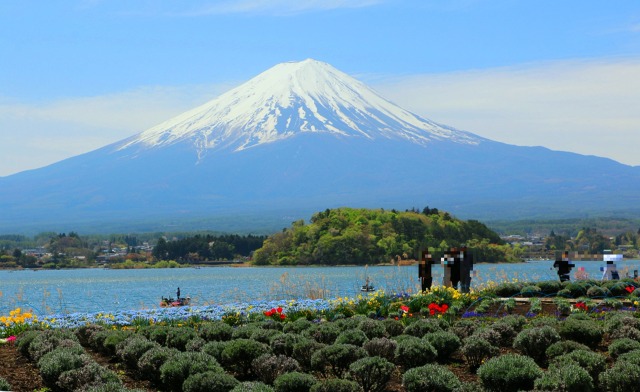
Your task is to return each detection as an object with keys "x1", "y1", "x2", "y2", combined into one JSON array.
[
  {"x1": 0, "y1": 336, "x2": 16, "y2": 345},
  {"x1": 400, "y1": 305, "x2": 409, "y2": 313}
]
